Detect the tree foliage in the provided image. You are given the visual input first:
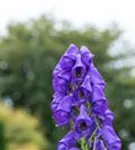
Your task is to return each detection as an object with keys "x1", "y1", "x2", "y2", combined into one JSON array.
[
  {"x1": 0, "y1": 15, "x2": 134, "y2": 149},
  {"x1": 0, "y1": 102, "x2": 48, "y2": 150}
]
